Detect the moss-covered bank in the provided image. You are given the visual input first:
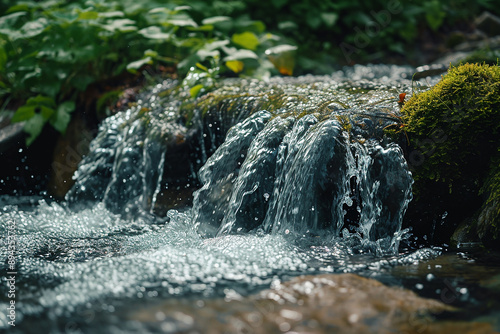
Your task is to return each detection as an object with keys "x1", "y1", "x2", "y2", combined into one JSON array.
[{"x1": 400, "y1": 63, "x2": 500, "y2": 249}]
